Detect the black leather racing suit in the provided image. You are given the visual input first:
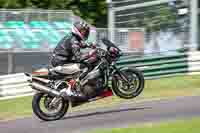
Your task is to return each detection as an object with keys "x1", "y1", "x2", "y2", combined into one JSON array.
[{"x1": 51, "y1": 33, "x2": 90, "y2": 79}]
